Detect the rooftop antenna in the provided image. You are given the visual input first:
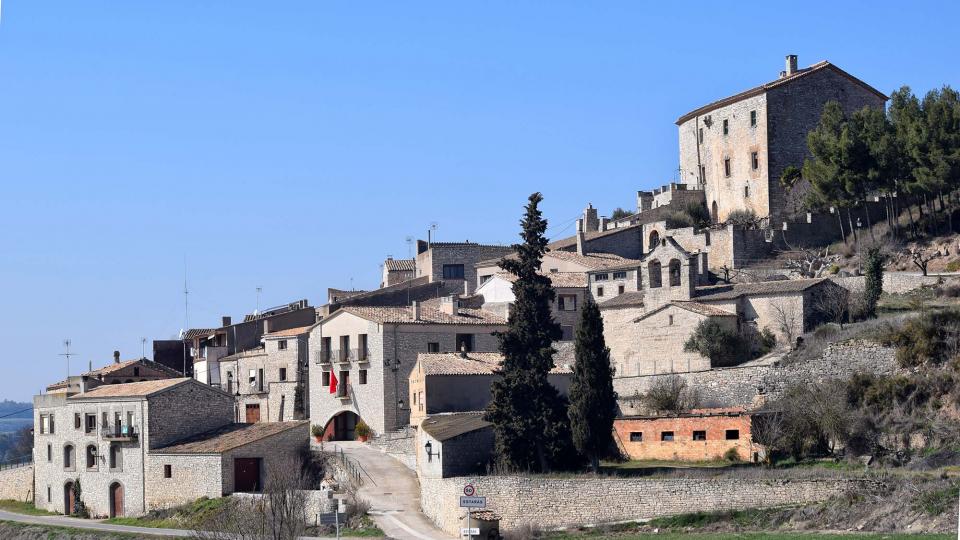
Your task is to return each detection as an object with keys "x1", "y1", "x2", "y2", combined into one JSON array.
[
  {"x1": 256, "y1": 287, "x2": 262, "y2": 315},
  {"x1": 58, "y1": 339, "x2": 76, "y2": 380},
  {"x1": 430, "y1": 221, "x2": 438, "y2": 242},
  {"x1": 350, "y1": 277, "x2": 354, "y2": 291},
  {"x1": 183, "y1": 256, "x2": 189, "y2": 331},
  {"x1": 405, "y1": 236, "x2": 414, "y2": 258},
  {"x1": 141, "y1": 337, "x2": 147, "y2": 359}
]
